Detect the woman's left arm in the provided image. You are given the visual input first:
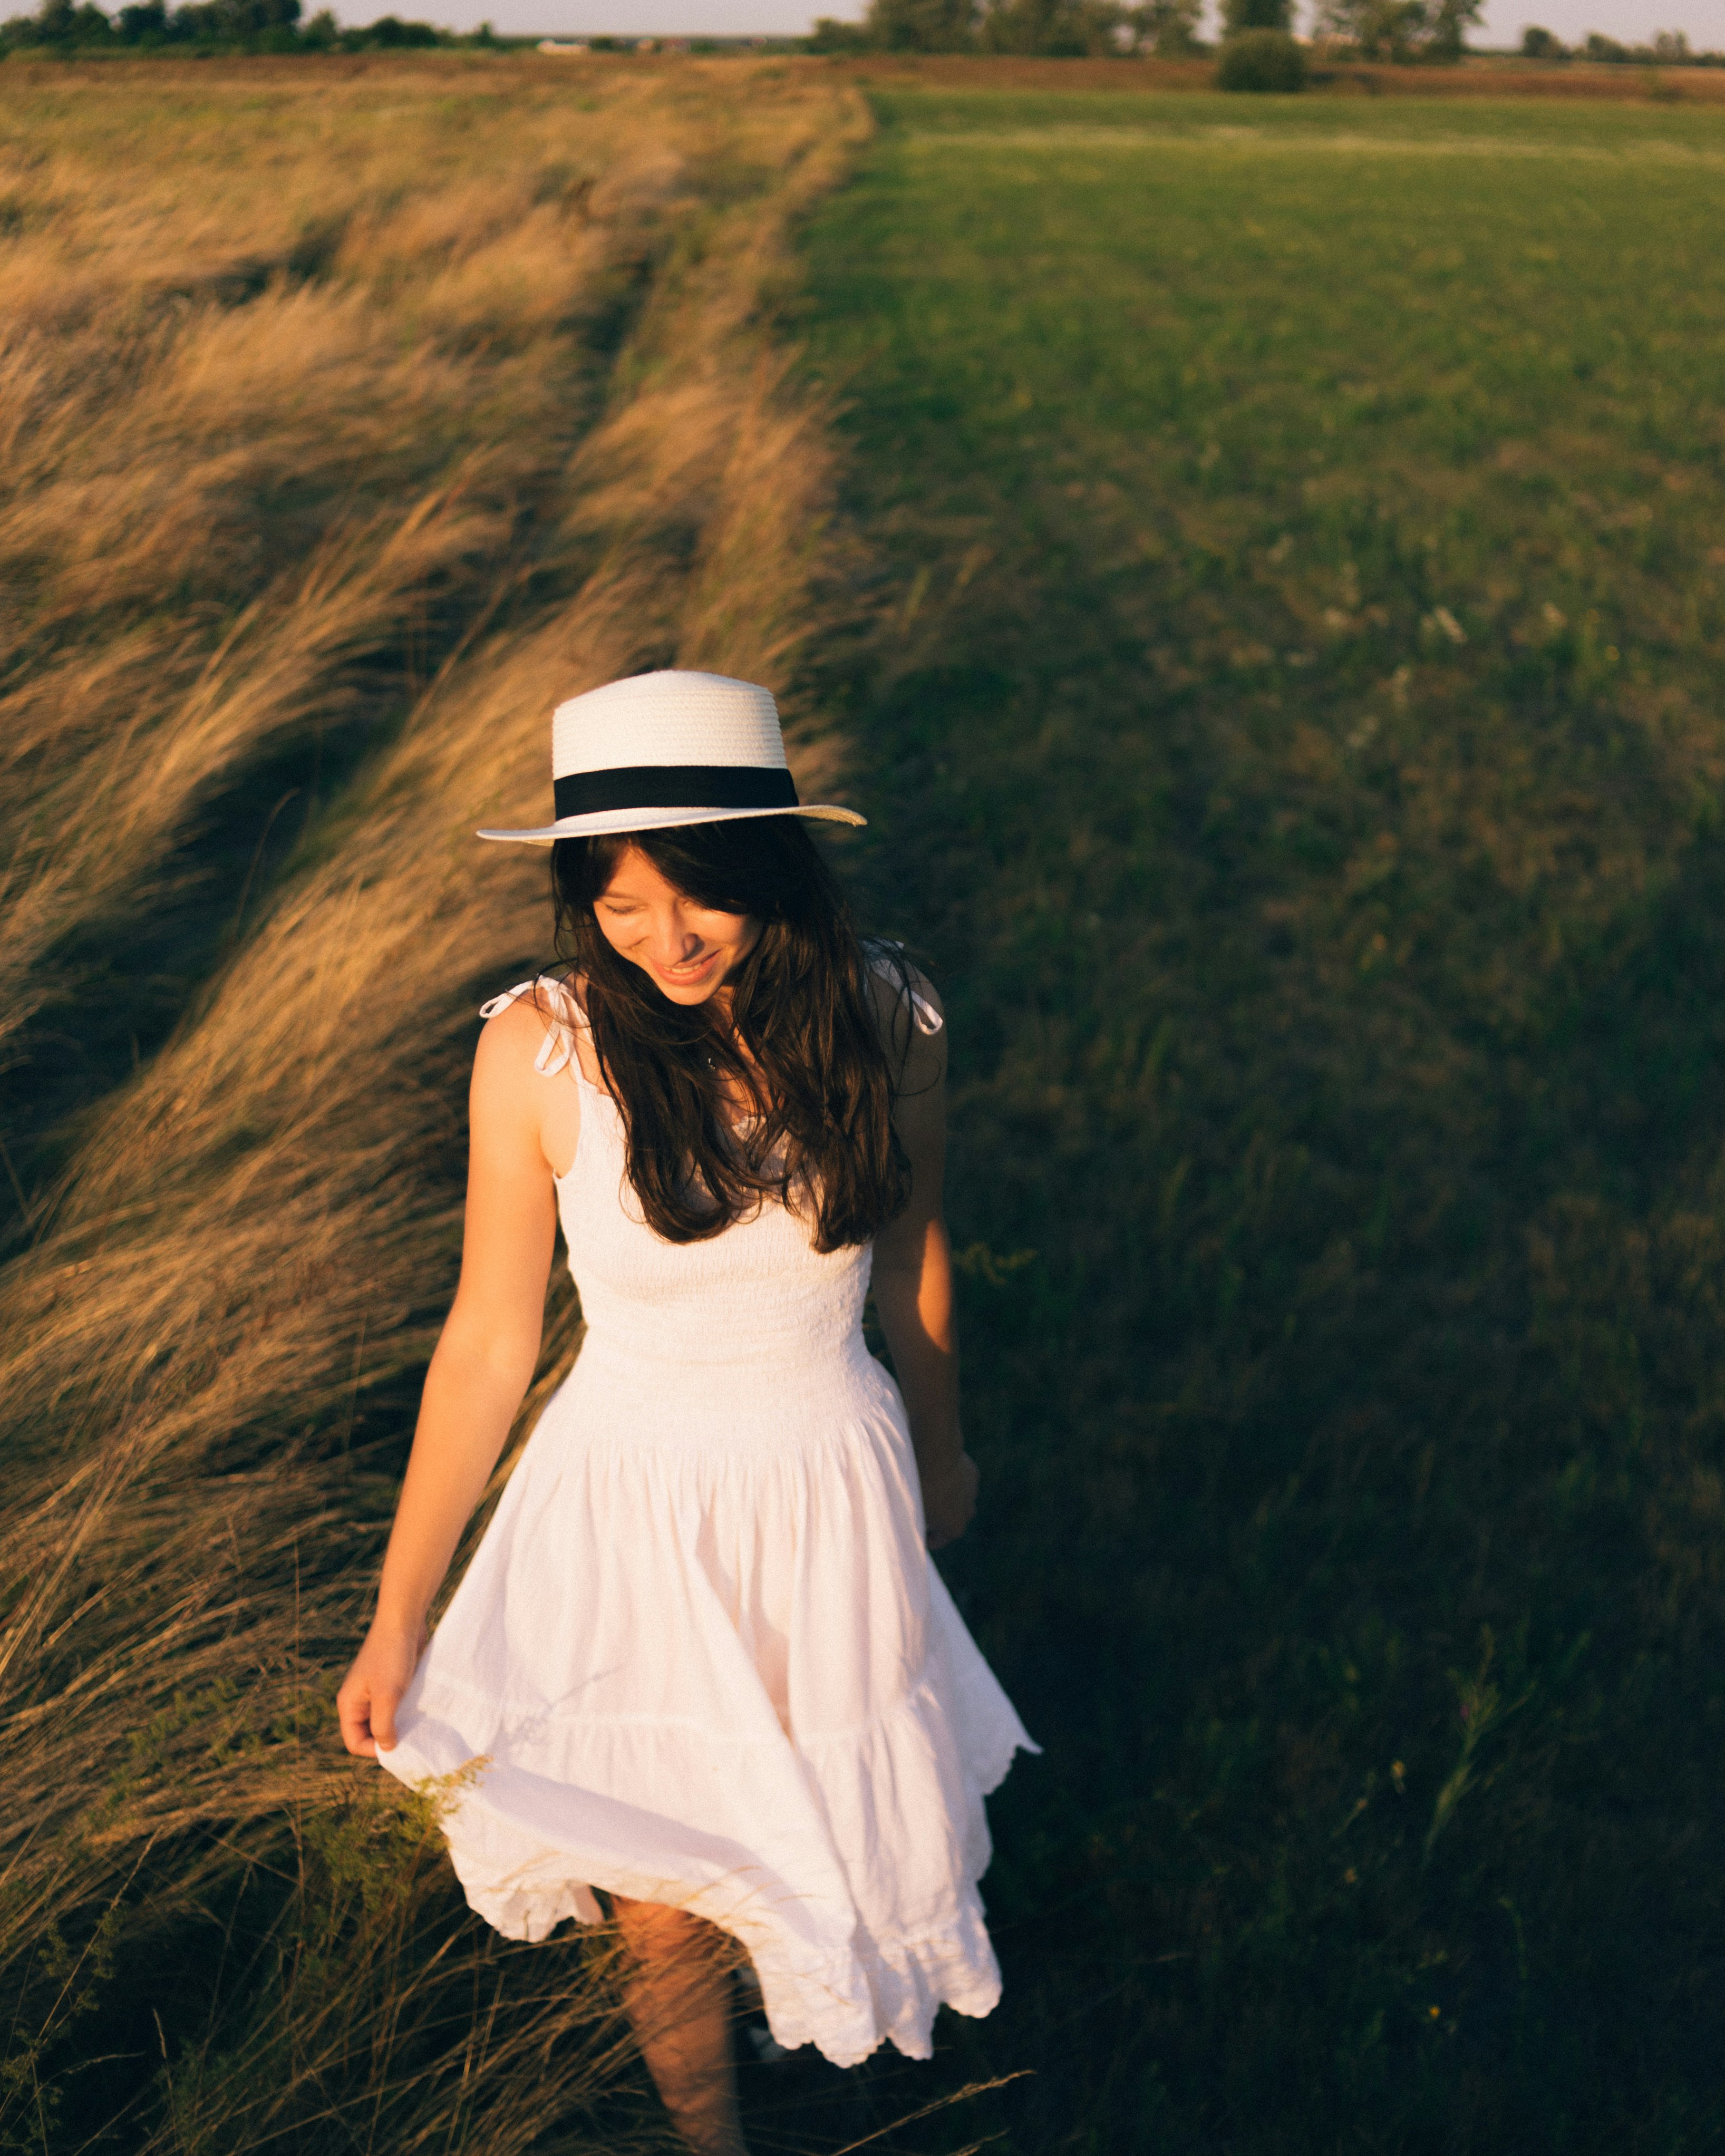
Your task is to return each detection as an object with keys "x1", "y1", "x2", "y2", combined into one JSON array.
[{"x1": 870, "y1": 972, "x2": 978, "y2": 1550}]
